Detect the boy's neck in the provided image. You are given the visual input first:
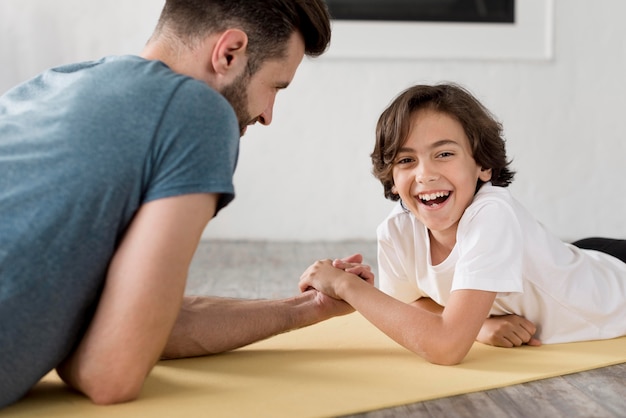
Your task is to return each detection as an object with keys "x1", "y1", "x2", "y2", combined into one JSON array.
[{"x1": 428, "y1": 230, "x2": 456, "y2": 265}]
